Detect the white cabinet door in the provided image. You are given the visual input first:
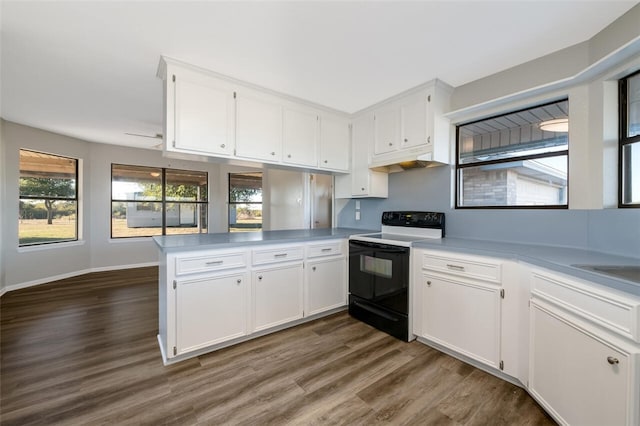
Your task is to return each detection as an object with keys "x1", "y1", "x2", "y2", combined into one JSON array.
[
  {"x1": 350, "y1": 113, "x2": 388, "y2": 198},
  {"x1": 421, "y1": 273, "x2": 501, "y2": 368},
  {"x1": 175, "y1": 273, "x2": 247, "y2": 355},
  {"x1": 530, "y1": 302, "x2": 631, "y2": 426},
  {"x1": 400, "y1": 91, "x2": 428, "y2": 149},
  {"x1": 282, "y1": 107, "x2": 318, "y2": 167},
  {"x1": 373, "y1": 105, "x2": 399, "y2": 155},
  {"x1": 236, "y1": 92, "x2": 283, "y2": 162},
  {"x1": 172, "y1": 73, "x2": 235, "y2": 156},
  {"x1": 305, "y1": 257, "x2": 346, "y2": 316},
  {"x1": 252, "y1": 263, "x2": 303, "y2": 331},
  {"x1": 319, "y1": 115, "x2": 350, "y2": 172}
]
